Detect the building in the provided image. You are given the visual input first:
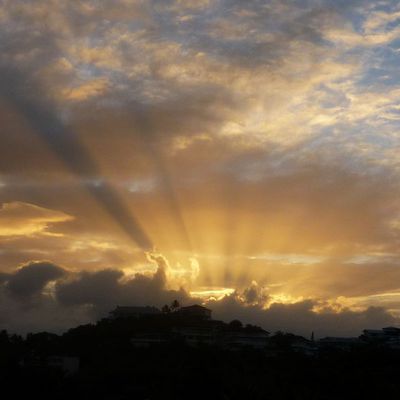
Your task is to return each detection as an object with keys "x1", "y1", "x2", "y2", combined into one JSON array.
[
  {"x1": 382, "y1": 326, "x2": 400, "y2": 336},
  {"x1": 362, "y1": 329, "x2": 387, "y2": 341},
  {"x1": 47, "y1": 356, "x2": 80, "y2": 375},
  {"x1": 175, "y1": 304, "x2": 212, "y2": 320},
  {"x1": 174, "y1": 327, "x2": 217, "y2": 346},
  {"x1": 361, "y1": 327, "x2": 400, "y2": 344},
  {"x1": 21, "y1": 356, "x2": 80, "y2": 376},
  {"x1": 131, "y1": 333, "x2": 169, "y2": 348},
  {"x1": 109, "y1": 306, "x2": 161, "y2": 319},
  {"x1": 222, "y1": 330, "x2": 270, "y2": 350},
  {"x1": 318, "y1": 337, "x2": 361, "y2": 351}
]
